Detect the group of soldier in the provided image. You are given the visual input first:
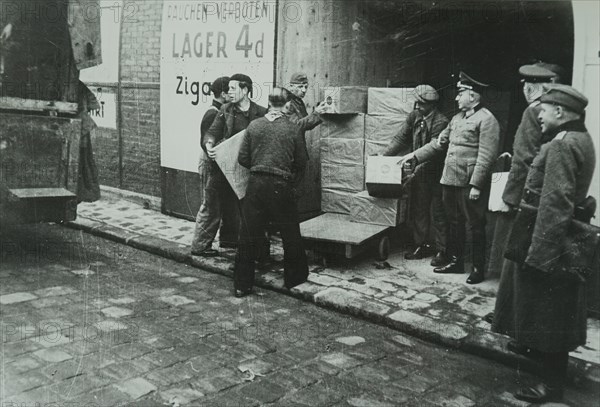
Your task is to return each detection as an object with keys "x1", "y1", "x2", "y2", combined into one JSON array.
[{"x1": 189, "y1": 65, "x2": 595, "y2": 404}]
